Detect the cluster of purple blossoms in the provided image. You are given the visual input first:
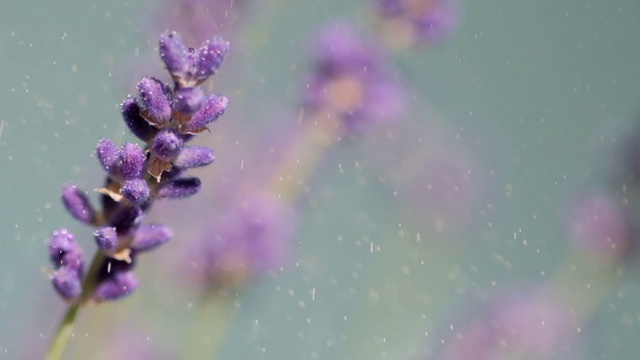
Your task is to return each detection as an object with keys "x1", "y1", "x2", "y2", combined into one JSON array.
[
  {"x1": 303, "y1": 21, "x2": 406, "y2": 134},
  {"x1": 376, "y1": 0, "x2": 461, "y2": 47},
  {"x1": 47, "y1": 31, "x2": 229, "y2": 302}
]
